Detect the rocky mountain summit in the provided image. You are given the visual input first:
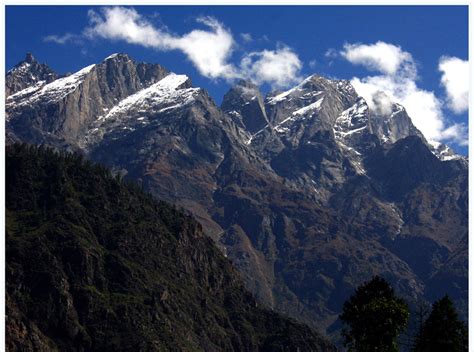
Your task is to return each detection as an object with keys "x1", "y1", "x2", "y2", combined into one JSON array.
[
  {"x1": 5, "y1": 53, "x2": 468, "y2": 337},
  {"x1": 6, "y1": 53, "x2": 58, "y2": 97}
]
